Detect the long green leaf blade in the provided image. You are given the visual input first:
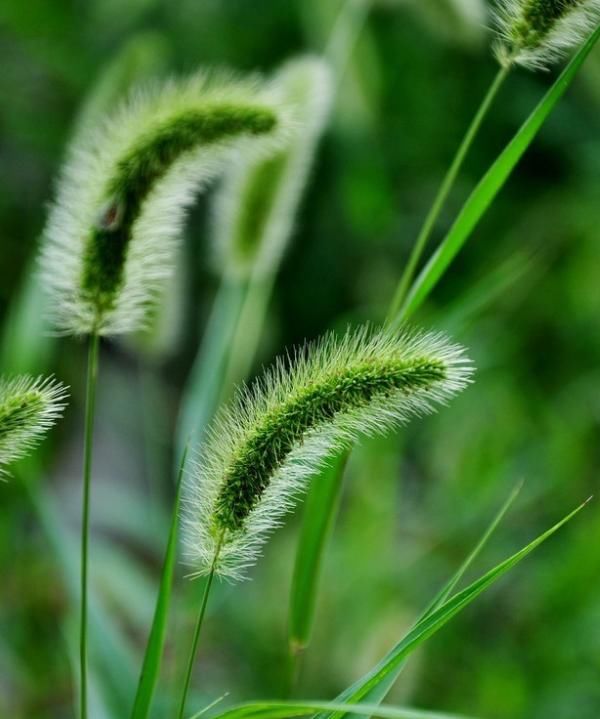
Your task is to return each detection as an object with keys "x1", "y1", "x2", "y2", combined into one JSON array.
[
  {"x1": 316, "y1": 498, "x2": 590, "y2": 719},
  {"x1": 396, "y1": 24, "x2": 600, "y2": 324},
  {"x1": 130, "y1": 445, "x2": 189, "y2": 719},
  {"x1": 289, "y1": 452, "x2": 348, "y2": 656},
  {"x1": 206, "y1": 700, "x2": 474, "y2": 719}
]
